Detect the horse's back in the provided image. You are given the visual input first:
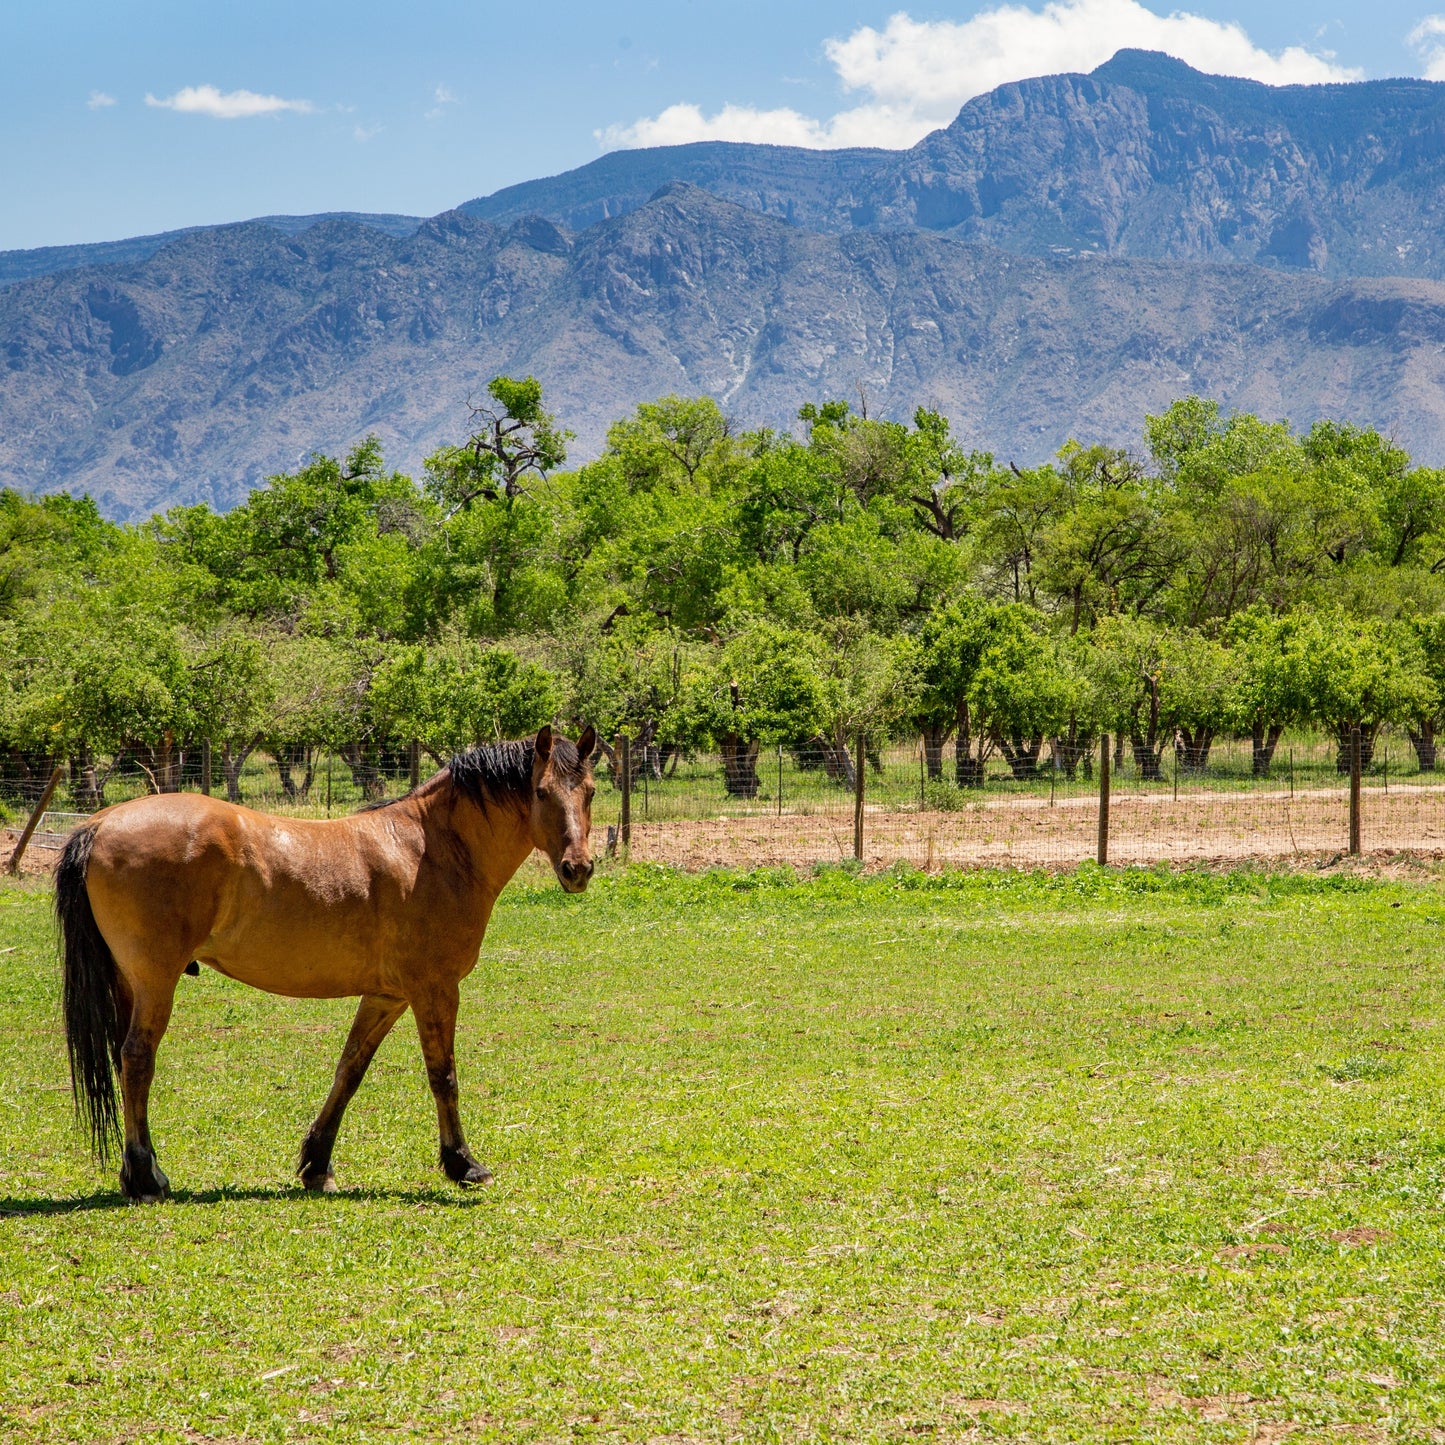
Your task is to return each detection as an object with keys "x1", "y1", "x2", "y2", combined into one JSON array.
[{"x1": 83, "y1": 796, "x2": 407, "y2": 988}]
